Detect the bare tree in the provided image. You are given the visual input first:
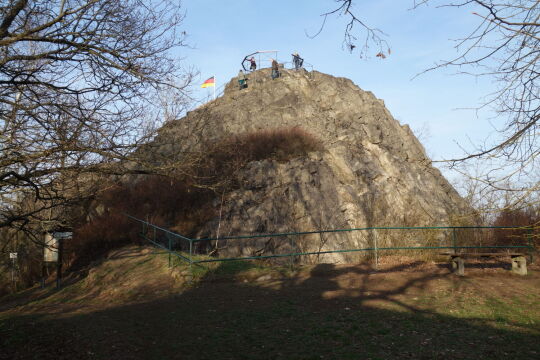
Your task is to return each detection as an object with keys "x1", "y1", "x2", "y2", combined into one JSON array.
[
  {"x1": 310, "y1": 0, "x2": 390, "y2": 57},
  {"x1": 322, "y1": 0, "x2": 540, "y2": 210},
  {"x1": 0, "y1": 0, "x2": 194, "y2": 240}
]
